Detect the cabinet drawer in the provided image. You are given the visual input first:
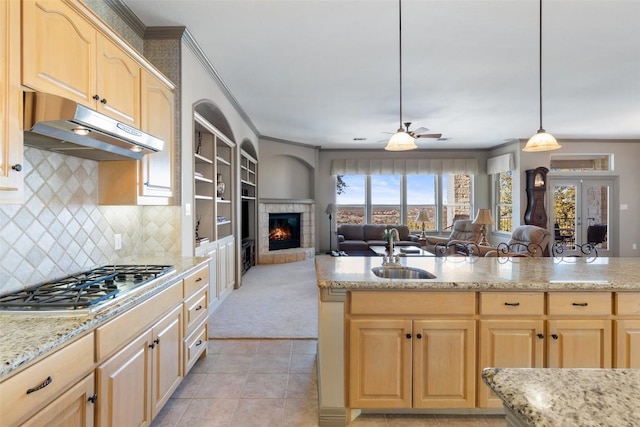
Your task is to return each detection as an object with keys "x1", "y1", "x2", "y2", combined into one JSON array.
[
  {"x1": 547, "y1": 292, "x2": 612, "y2": 316},
  {"x1": 0, "y1": 333, "x2": 94, "y2": 427},
  {"x1": 184, "y1": 321, "x2": 208, "y2": 374},
  {"x1": 350, "y1": 291, "x2": 476, "y2": 316},
  {"x1": 480, "y1": 292, "x2": 544, "y2": 316},
  {"x1": 184, "y1": 265, "x2": 209, "y2": 298},
  {"x1": 616, "y1": 293, "x2": 640, "y2": 315},
  {"x1": 184, "y1": 285, "x2": 208, "y2": 336},
  {"x1": 96, "y1": 281, "x2": 182, "y2": 361}
]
